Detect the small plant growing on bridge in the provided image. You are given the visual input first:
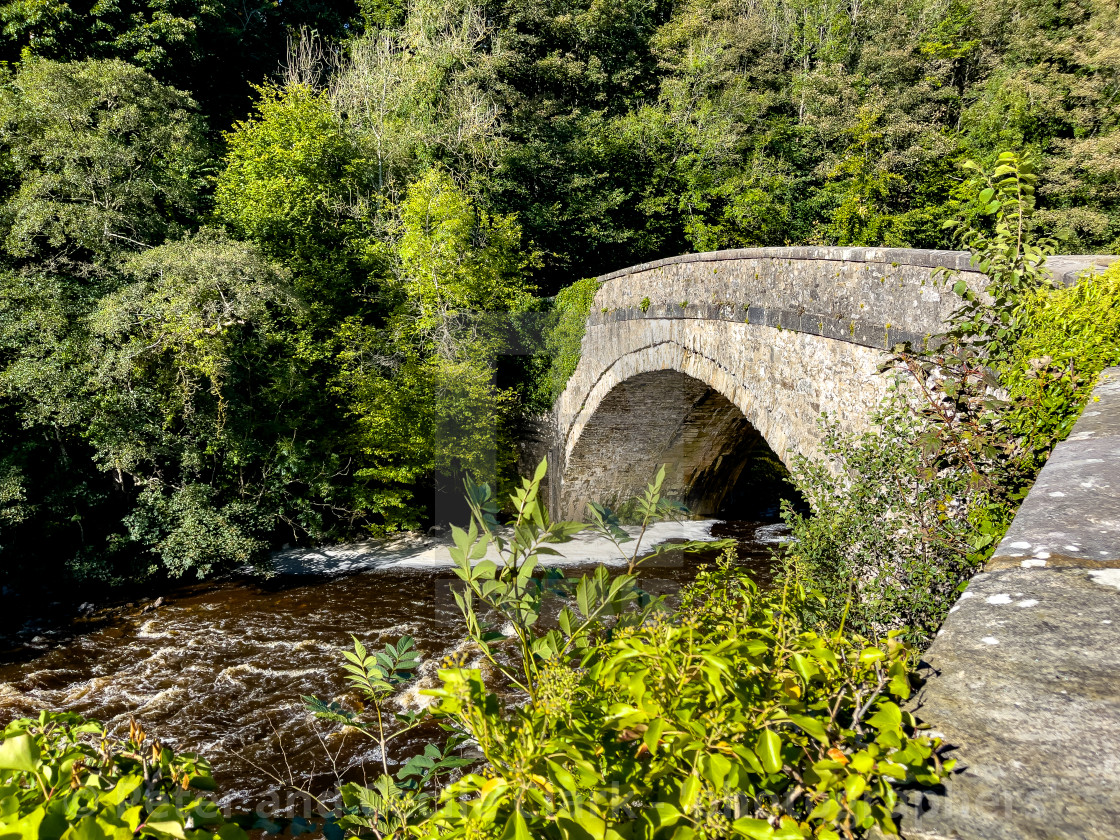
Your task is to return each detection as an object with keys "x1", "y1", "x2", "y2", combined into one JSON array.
[{"x1": 640, "y1": 295, "x2": 651, "y2": 312}]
